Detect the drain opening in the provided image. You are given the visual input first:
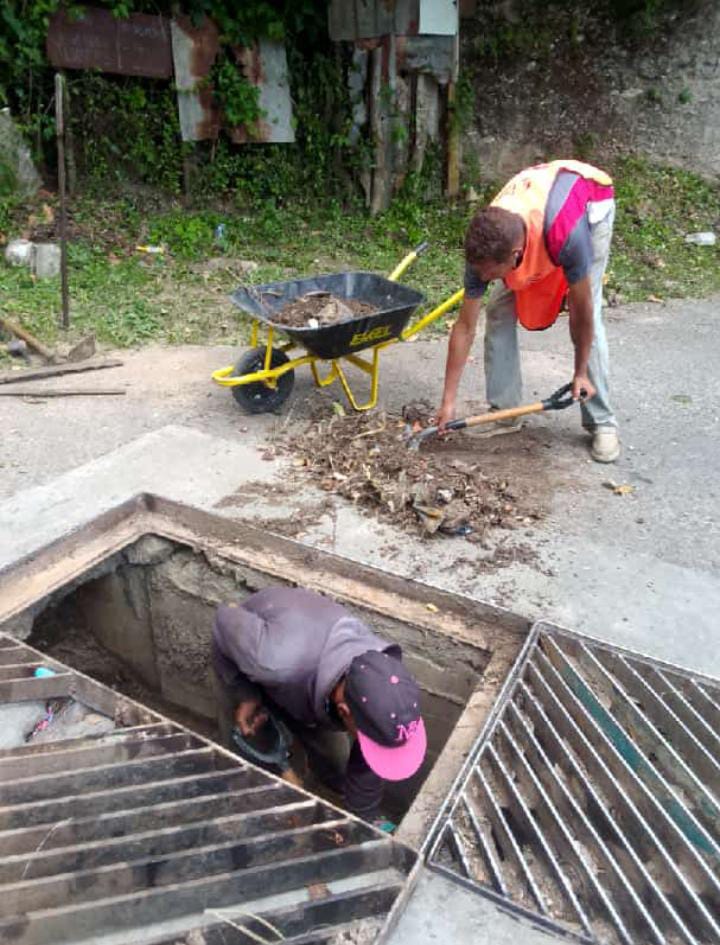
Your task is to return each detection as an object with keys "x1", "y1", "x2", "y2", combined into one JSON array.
[
  {"x1": 20, "y1": 534, "x2": 503, "y2": 827},
  {"x1": 428, "y1": 624, "x2": 720, "y2": 945}
]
